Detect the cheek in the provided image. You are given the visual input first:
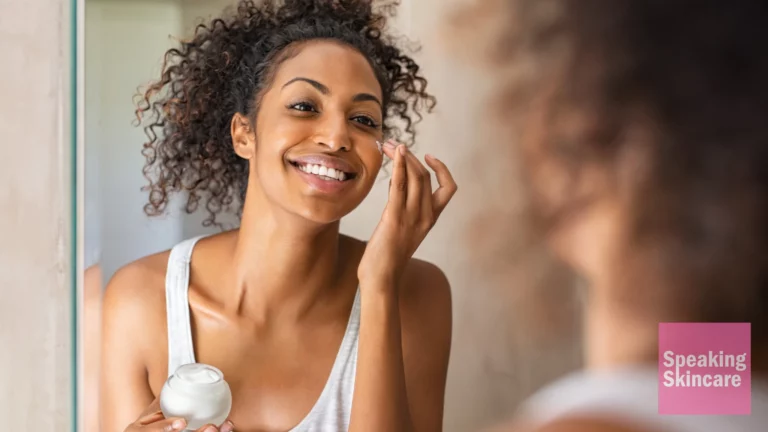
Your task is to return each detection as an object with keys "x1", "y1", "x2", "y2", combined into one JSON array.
[
  {"x1": 253, "y1": 127, "x2": 298, "y2": 171},
  {"x1": 253, "y1": 144, "x2": 285, "y2": 179},
  {"x1": 357, "y1": 145, "x2": 384, "y2": 183}
]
